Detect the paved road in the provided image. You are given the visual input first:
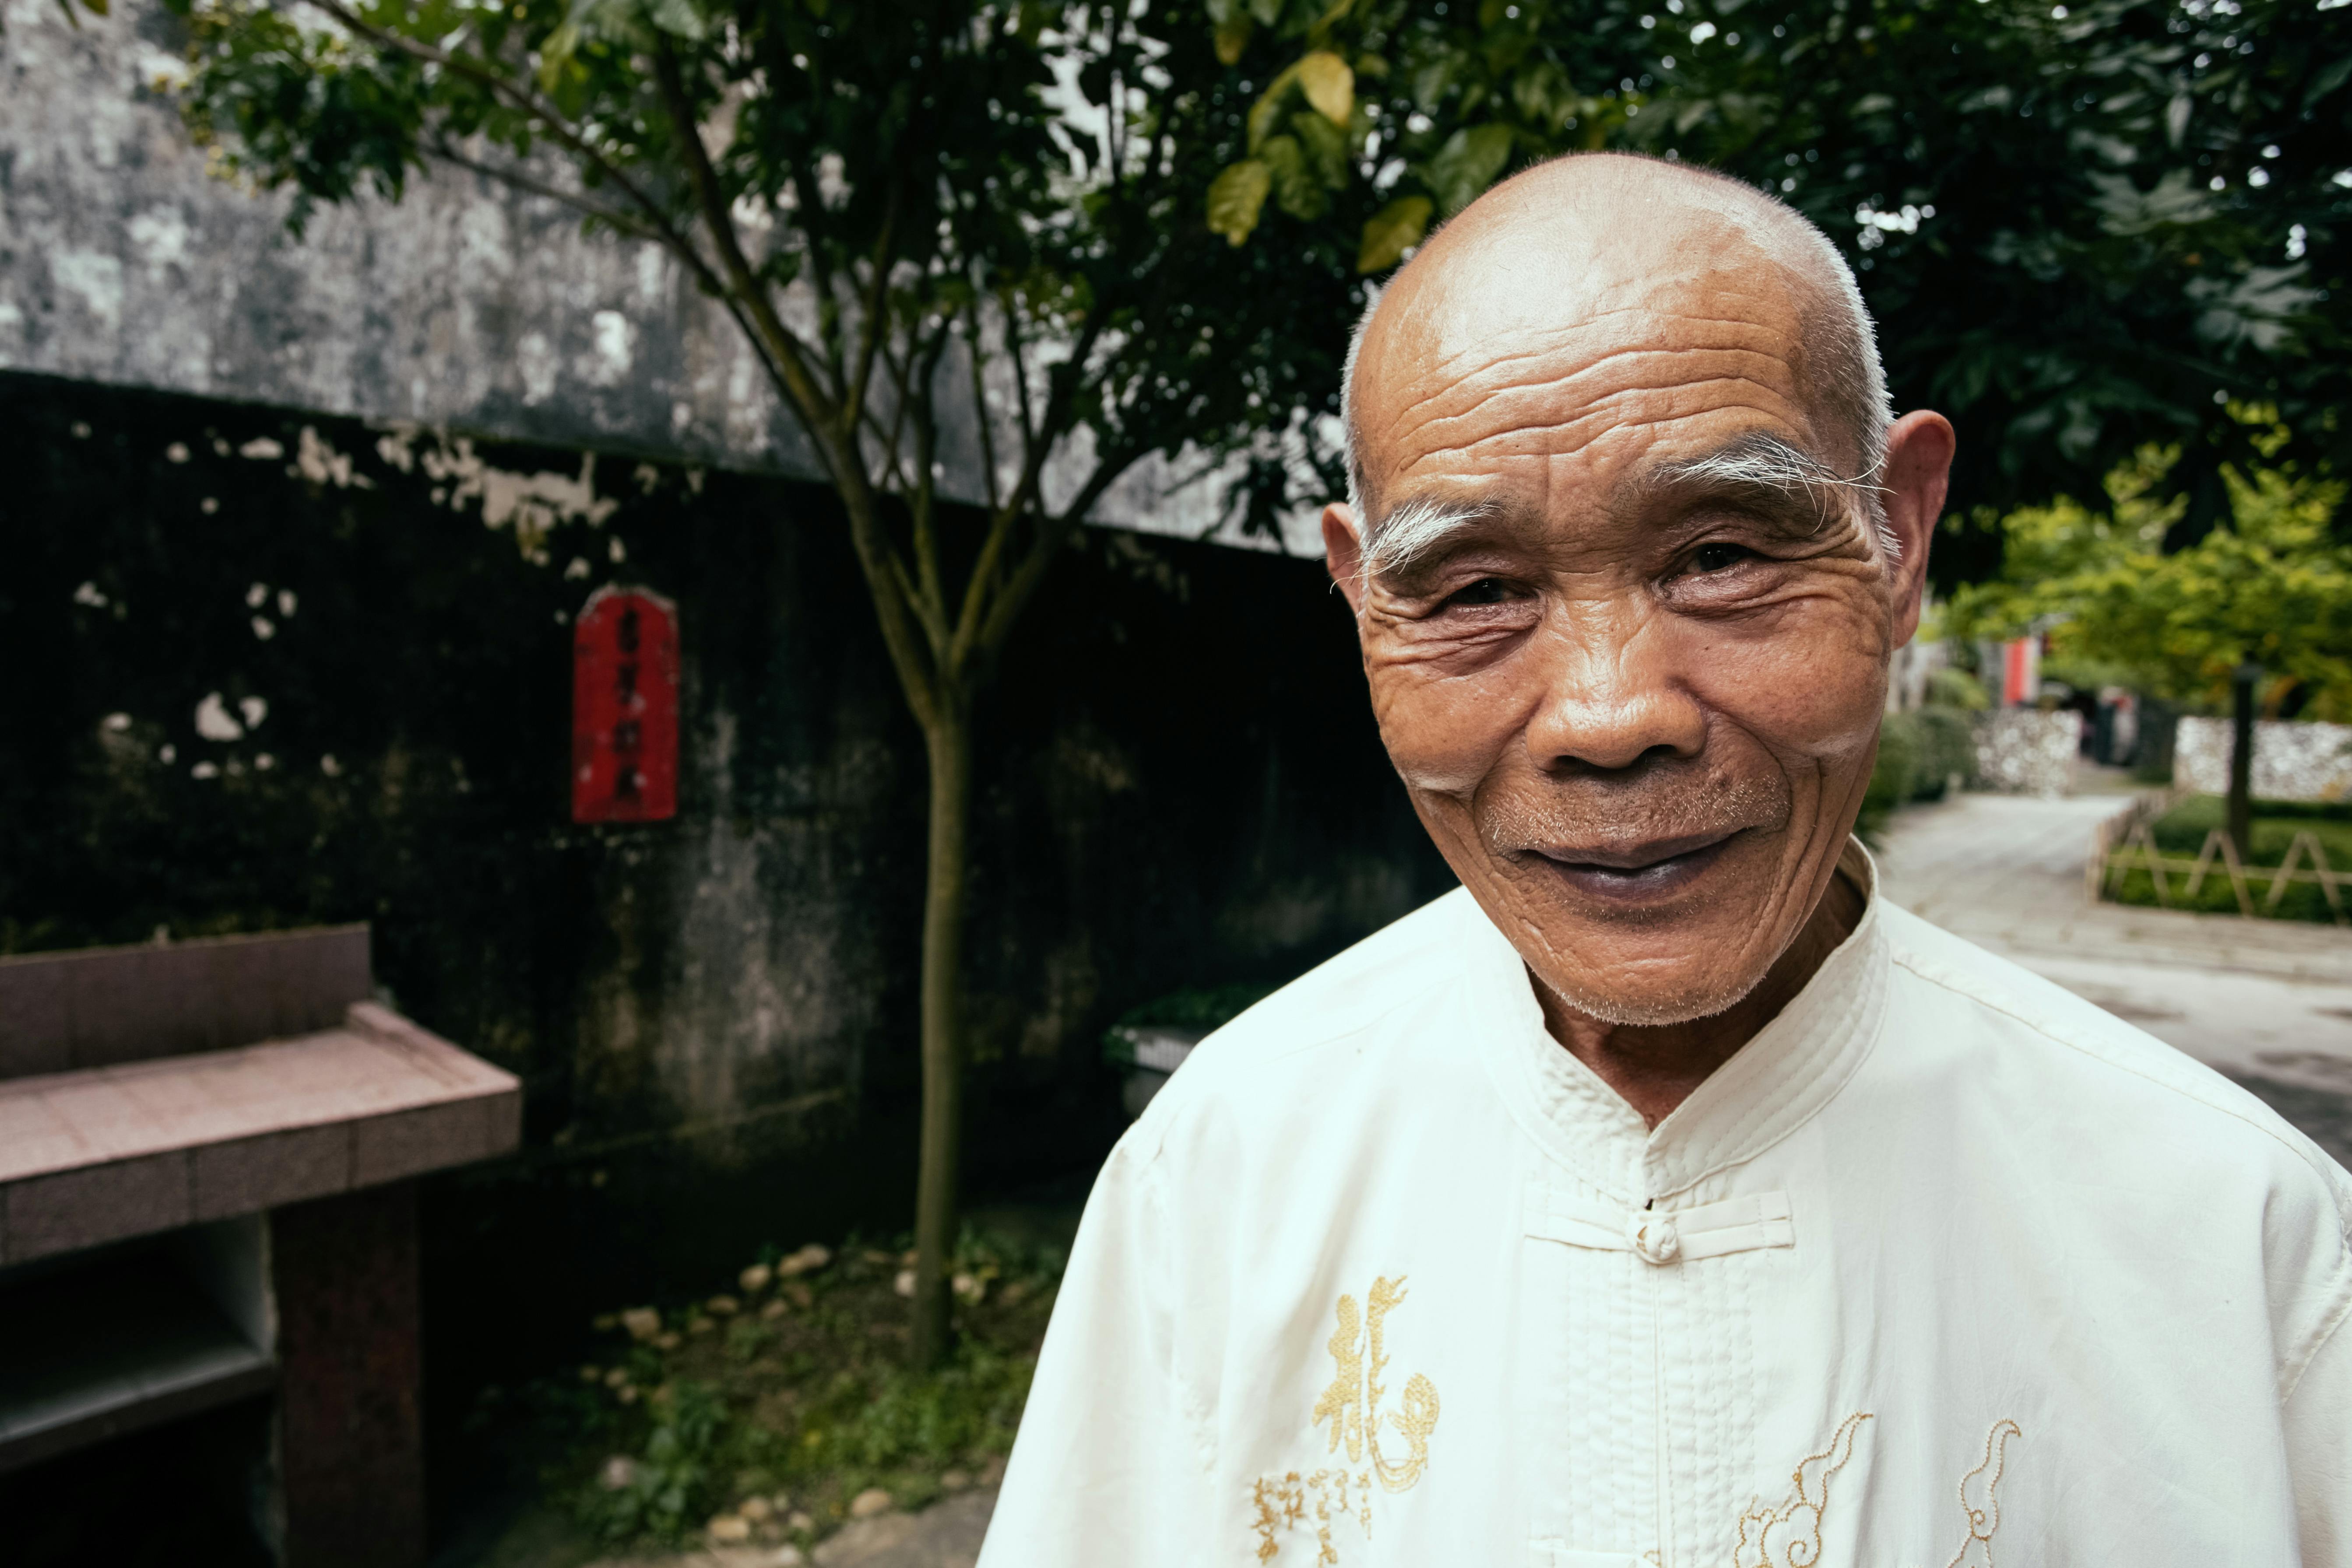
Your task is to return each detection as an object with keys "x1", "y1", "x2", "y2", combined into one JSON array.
[{"x1": 1877, "y1": 790, "x2": 2352, "y2": 1165}]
